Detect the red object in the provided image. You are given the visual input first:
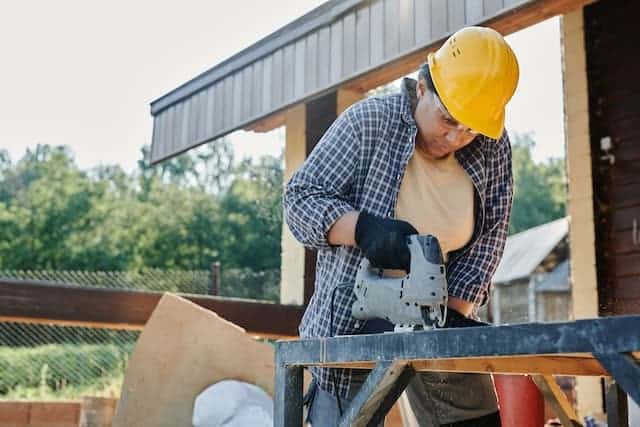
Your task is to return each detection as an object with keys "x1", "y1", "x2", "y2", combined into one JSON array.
[{"x1": 494, "y1": 374, "x2": 545, "y2": 427}]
